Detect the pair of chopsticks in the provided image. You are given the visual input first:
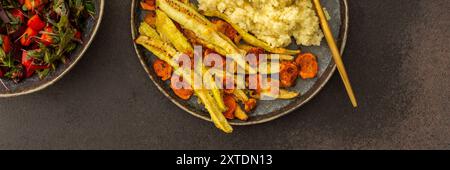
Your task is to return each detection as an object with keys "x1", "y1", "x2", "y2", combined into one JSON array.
[{"x1": 313, "y1": 0, "x2": 358, "y2": 107}]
